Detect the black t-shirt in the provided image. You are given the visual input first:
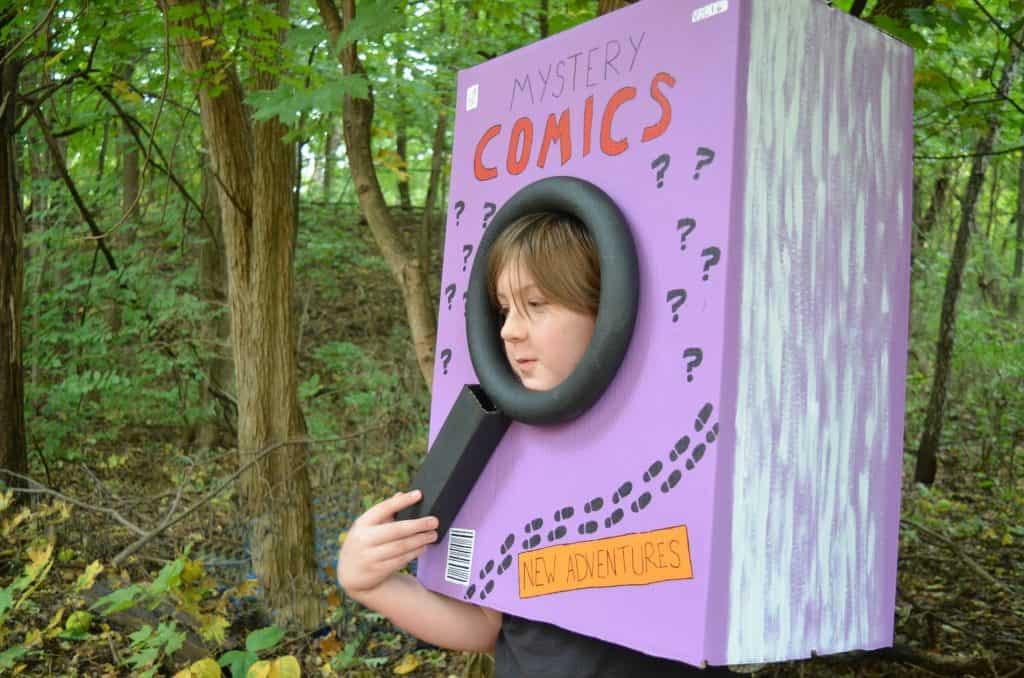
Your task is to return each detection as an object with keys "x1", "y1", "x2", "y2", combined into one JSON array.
[{"x1": 494, "y1": 614, "x2": 733, "y2": 678}]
